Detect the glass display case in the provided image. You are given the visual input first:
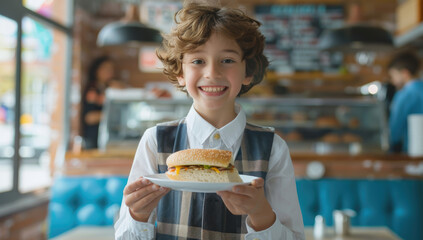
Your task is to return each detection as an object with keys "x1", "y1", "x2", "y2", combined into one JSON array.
[
  {"x1": 98, "y1": 89, "x2": 192, "y2": 150},
  {"x1": 240, "y1": 98, "x2": 389, "y2": 154},
  {"x1": 99, "y1": 89, "x2": 388, "y2": 154}
]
